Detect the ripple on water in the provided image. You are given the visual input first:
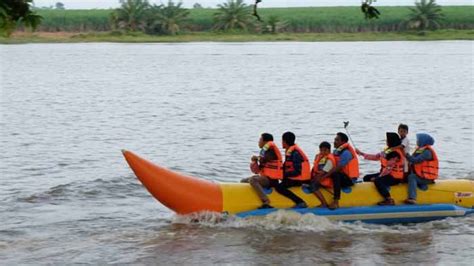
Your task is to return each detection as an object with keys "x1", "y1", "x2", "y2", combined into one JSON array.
[
  {"x1": 17, "y1": 175, "x2": 146, "y2": 204},
  {"x1": 1, "y1": 42, "x2": 473, "y2": 264}
]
